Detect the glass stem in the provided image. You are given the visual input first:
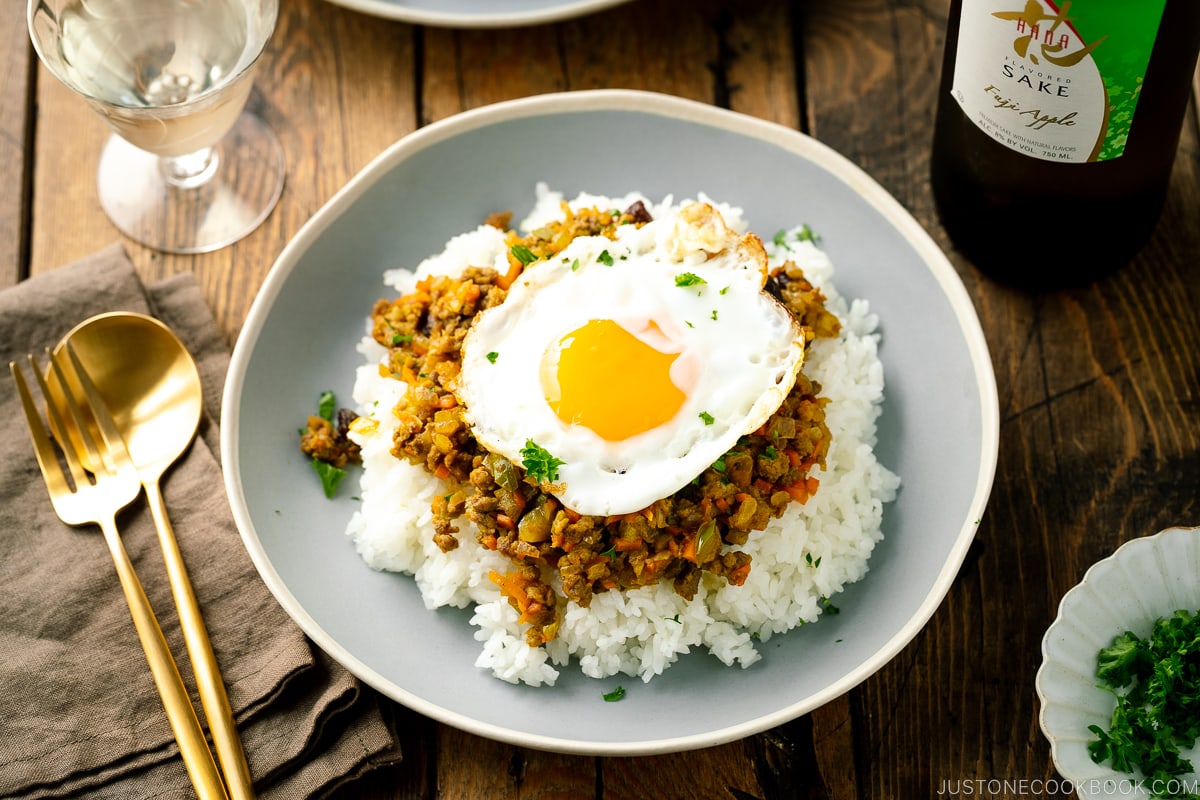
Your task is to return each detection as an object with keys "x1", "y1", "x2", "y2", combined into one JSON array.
[{"x1": 158, "y1": 147, "x2": 219, "y2": 189}]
